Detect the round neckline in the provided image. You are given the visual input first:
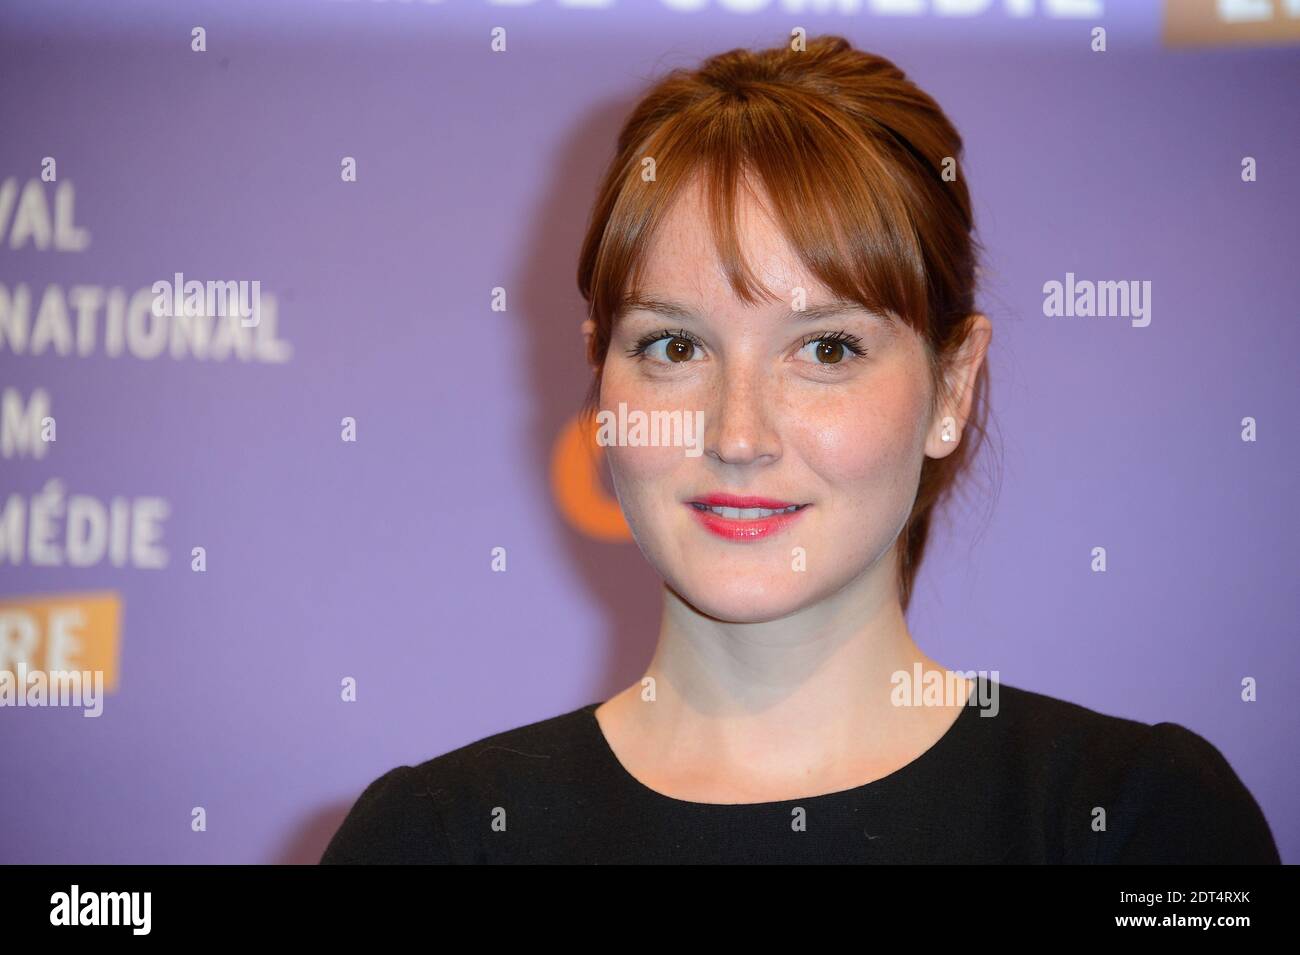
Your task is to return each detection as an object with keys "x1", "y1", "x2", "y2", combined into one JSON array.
[{"x1": 583, "y1": 678, "x2": 984, "y2": 809}]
